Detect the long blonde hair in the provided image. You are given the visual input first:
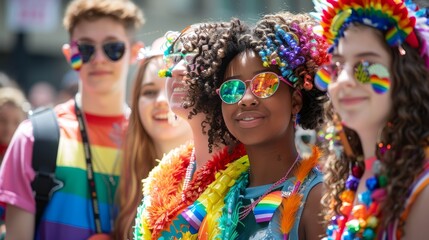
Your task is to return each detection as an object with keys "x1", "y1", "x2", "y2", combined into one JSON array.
[{"x1": 113, "y1": 56, "x2": 159, "y2": 239}]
